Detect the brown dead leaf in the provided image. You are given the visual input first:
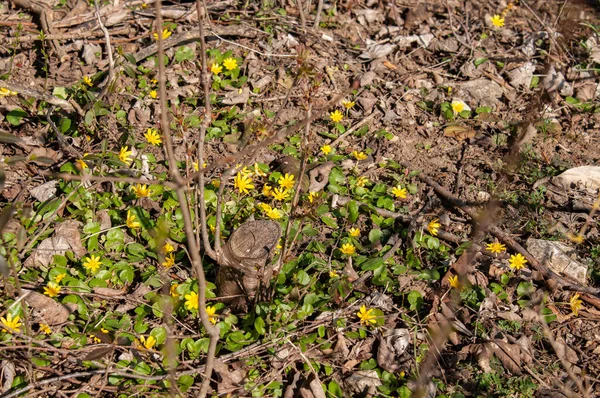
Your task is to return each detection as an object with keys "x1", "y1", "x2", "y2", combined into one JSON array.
[
  {"x1": 444, "y1": 125, "x2": 476, "y2": 141},
  {"x1": 376, "y1": 334, "x2": 401, "y2": 373},
  {"x1": 93, "y1": 287, "x2": 125, "y2": 297},
  {"x1": 213, "y1": 359, "x2": 245, "y2": 394},
  {"x1": 383, "y1": 60, "x2": 398, "y2": 70},
  {"x1": 24, "y1": 220, "x2": 86, "y2": 268},
  {"x1": 23, "y1": 289, "x2": 70, "y2": 325},
  {"x1": 491, "y1": 340, "x2": 522, "y2": 375}
]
